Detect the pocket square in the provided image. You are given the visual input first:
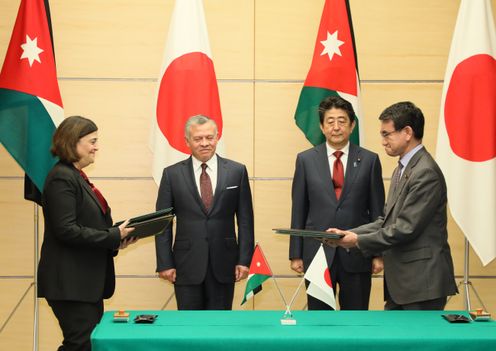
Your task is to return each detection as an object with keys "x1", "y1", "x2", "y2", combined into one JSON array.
[{"x1": 226, "y1": 185, "x2": 238, "y2": 190}]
